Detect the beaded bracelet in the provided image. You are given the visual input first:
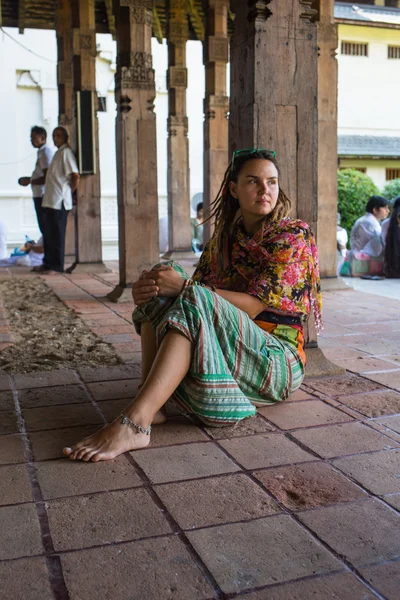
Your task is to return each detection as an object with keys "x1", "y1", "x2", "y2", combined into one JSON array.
[{"x1": 181, "y1": 278, "x2": 216, "y2": 293}]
